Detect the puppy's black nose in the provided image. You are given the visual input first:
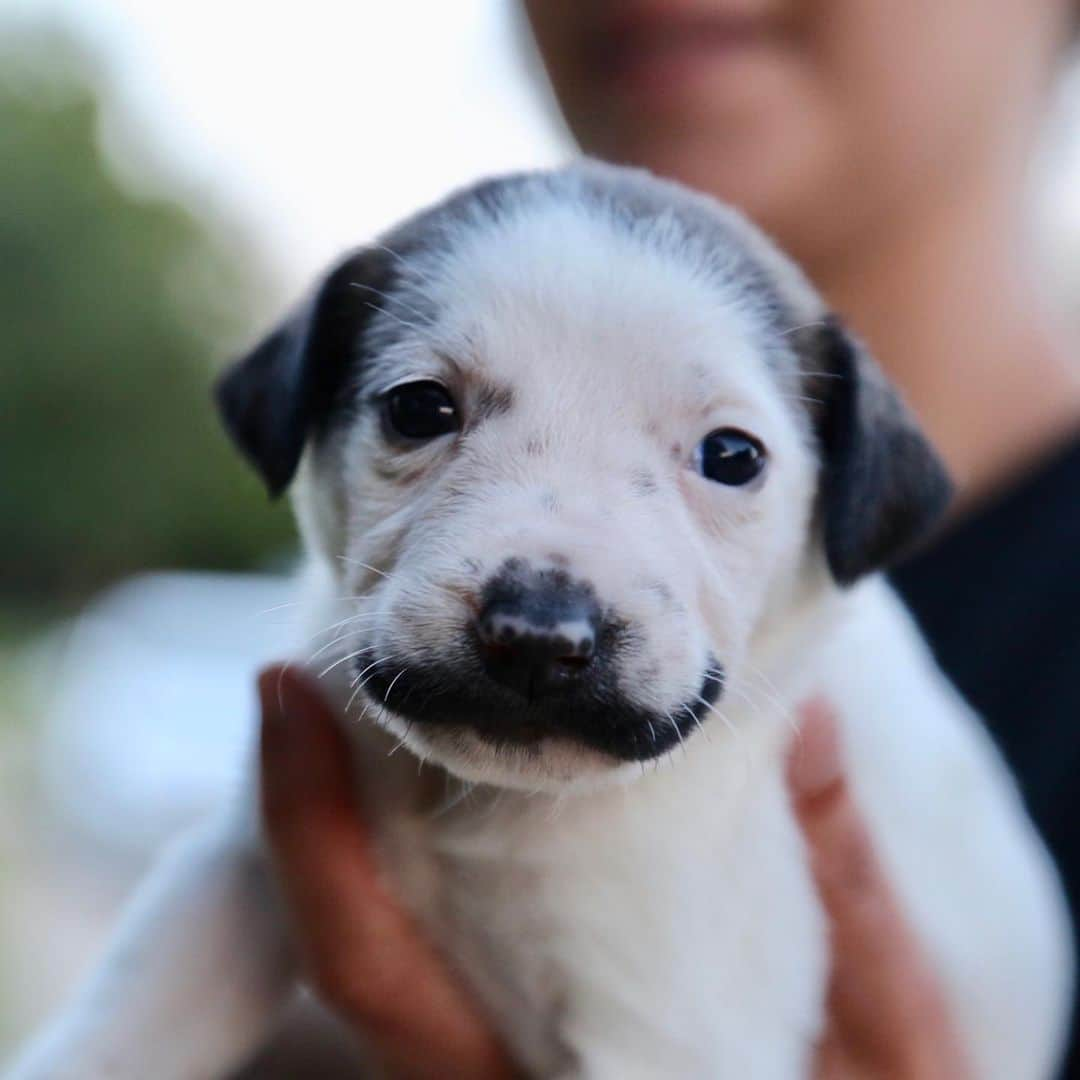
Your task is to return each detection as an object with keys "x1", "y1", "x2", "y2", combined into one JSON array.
[{"x1": 475, "y1": 566, "x2": 601, "y2": 701}]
